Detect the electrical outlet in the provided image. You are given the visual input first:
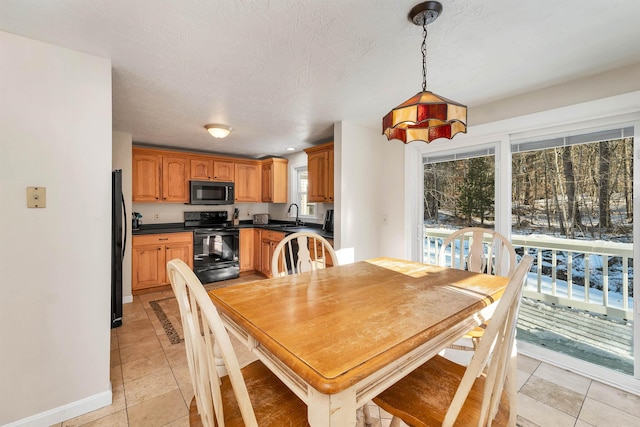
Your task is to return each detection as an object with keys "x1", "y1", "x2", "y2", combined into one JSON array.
[
  {"x1": 154, "y1": 213, "x2": 159, "y2": 219},
  {"x1": 319, "y1": 212, "x2": 325, "y2": 220}
]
